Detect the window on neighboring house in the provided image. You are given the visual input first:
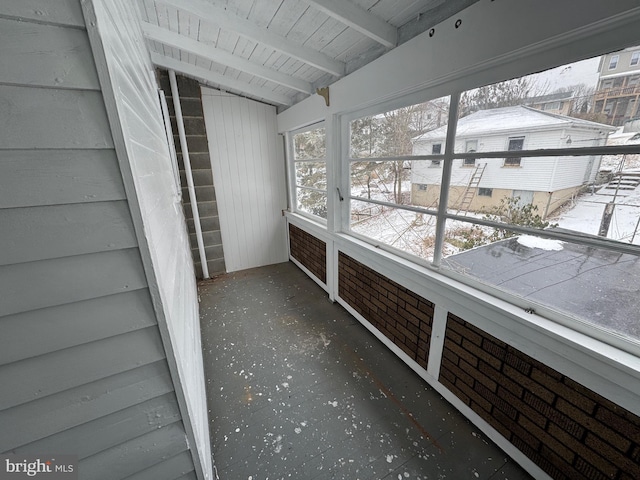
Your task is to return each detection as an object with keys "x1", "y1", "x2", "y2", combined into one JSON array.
[
  {"x1": 631, "y1": 51, "x2": 640, "y2": 66},
  {"x1": 604, "y1": 100, "x2": 615, "y2": 114},
  {"x1": 609, "y1": 55, "x2": 619, "y2": 69},
  {"x1": 290, "y1": 125, "x2": 327, "y2": 220},
  {"x1": 543, "y1": 101, "x2": 562, "y2": 111},
  {"x1": 478, "y1": 188, "x2": 493, "y2": 197},
  {"x1": 504, "y1": 137, "x2": 524, "y2": 166},
  {"x1": 463, "y1": 140, "x2": 477, "y2": 166},
  {"x1": 431, "y1": 143, "x2": 442, "y2": 166},
  {"x1": 417, "y1": 184, "x2": 428, "y2": 191}
]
